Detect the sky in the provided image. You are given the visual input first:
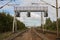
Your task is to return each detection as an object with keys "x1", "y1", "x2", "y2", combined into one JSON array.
[{"x1": 0, "y1": 0, "x2": 60, "y2": 27}]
